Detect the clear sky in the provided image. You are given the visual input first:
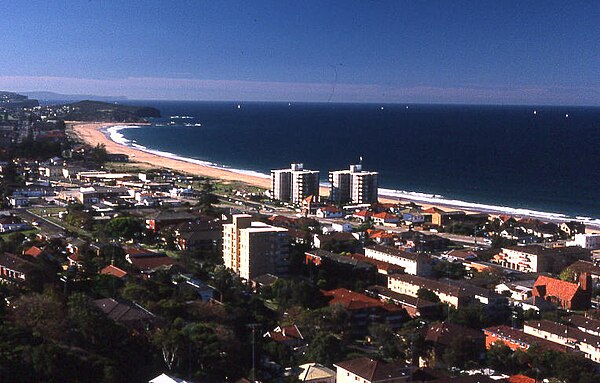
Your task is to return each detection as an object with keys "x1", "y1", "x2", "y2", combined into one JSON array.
[{"x1": 1, "y1": 1, "x2": 599, "y2": 104}]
